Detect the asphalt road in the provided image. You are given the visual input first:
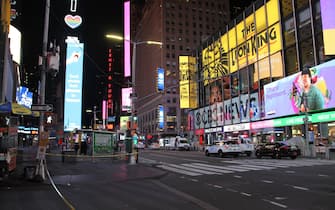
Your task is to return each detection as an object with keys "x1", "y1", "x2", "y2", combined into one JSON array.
[{"x1": 1, "y1": 149, "x2": 335, "y2": 210}]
